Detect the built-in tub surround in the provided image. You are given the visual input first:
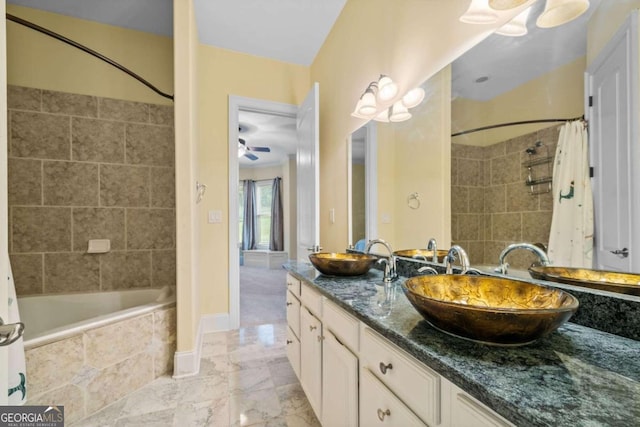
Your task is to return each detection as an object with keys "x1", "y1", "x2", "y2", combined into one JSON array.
[
  {"x1": 21, "y1": 289, "x2": 176, "y2": 424},
  {"x1": 7, "y1": 85, "x2": 176, "y2": 296},
  {"x1": 451, "y1": 124, "x2": 560, "y2": 269}
]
